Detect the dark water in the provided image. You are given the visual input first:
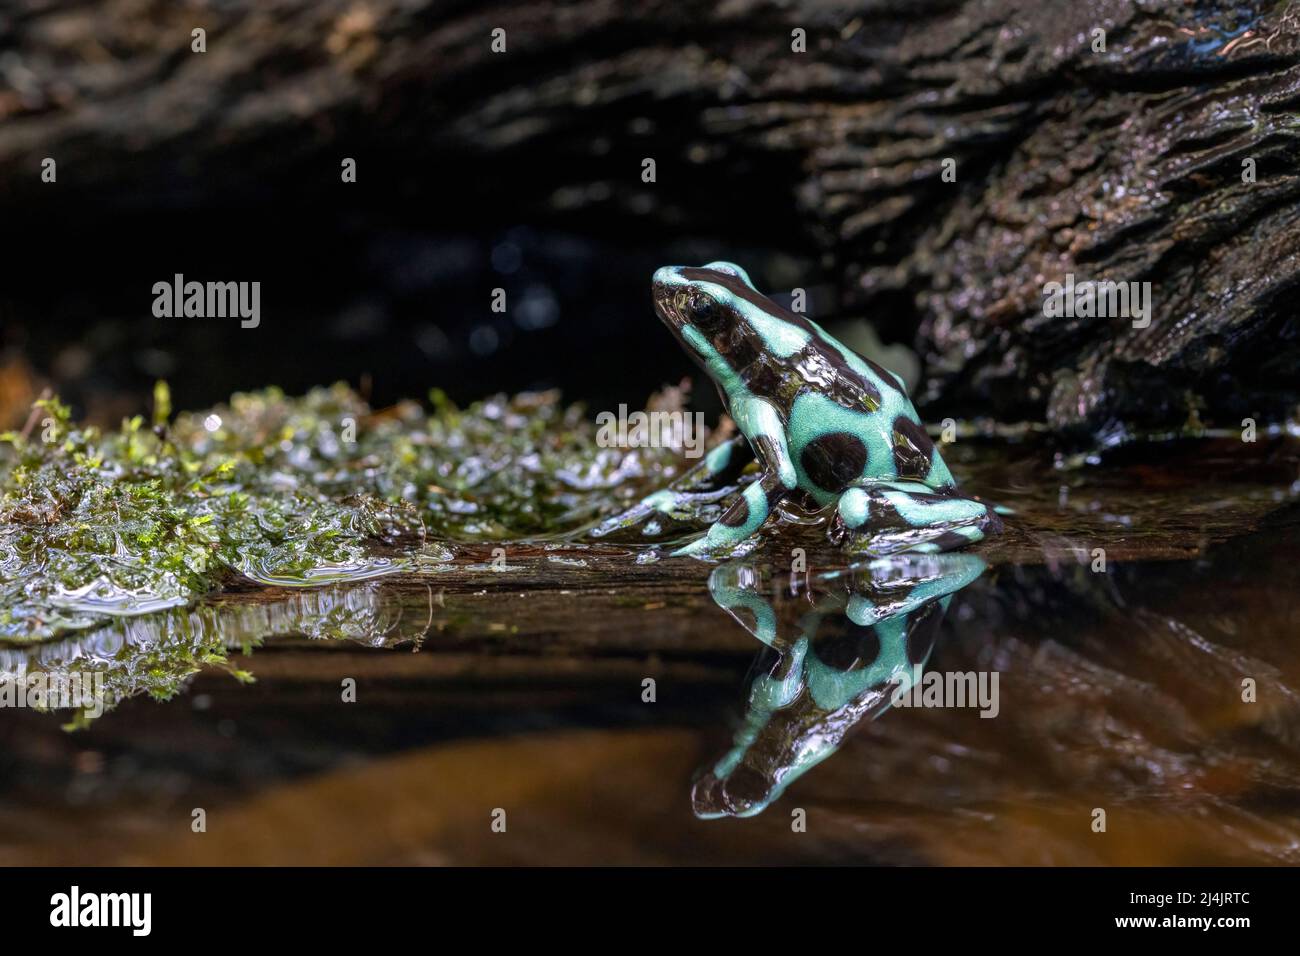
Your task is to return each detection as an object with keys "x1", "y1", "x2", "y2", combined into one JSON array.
[{"x1": 2, "y1": 437, "x2": 1298, "y2": 864}]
